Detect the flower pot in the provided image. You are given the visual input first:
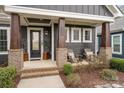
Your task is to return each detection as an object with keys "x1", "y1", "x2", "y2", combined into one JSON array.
[
  {"x1": 43, "y1": 52, "x2": 49, "y2": 60},
  {"x1": 23, "y1": 52, "x2": 29, "y2": 61}
]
